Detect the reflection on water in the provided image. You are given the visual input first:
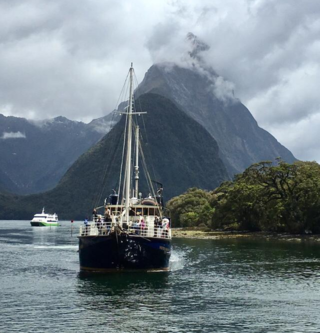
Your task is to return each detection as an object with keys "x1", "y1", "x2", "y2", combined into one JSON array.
[
  {"x1": 1, "y1": 221, "x2": 320, "y2": 332},
  {"x1": 32, "y1": 225, "x2": 58, "y2": 246},
  {"x1": 0, "y1": 227, "x2": 34, "y2": 245},
  {"x1": 76, "y1": 272, "x2": 173, "y2": 331},
  {"x1": 77, "y1": 272, "x2": 170, "y2": 307},
  {"x1": 77, "y1": 271, "x2": 170, "y2": 295}
]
